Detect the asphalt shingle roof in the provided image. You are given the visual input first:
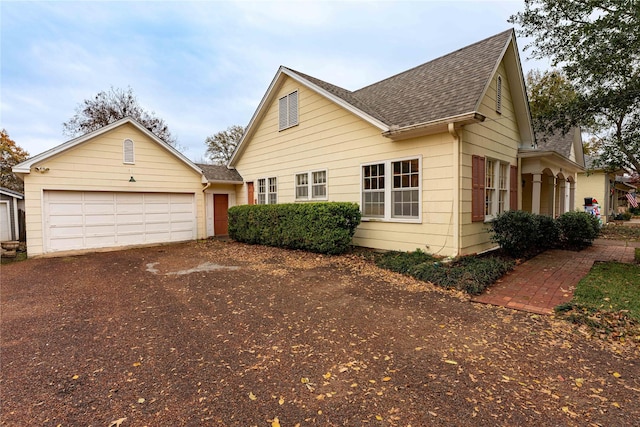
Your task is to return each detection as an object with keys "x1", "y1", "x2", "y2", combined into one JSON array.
[
  {"x1": 287, "y1": 29, "x2": 513, "y2": 129},
  {"x1": 536, "y1": 129, "x2": 575, "y2": 158},
  {"x1": 197, "y1": 163, "x2": 243, "y2": 182}
]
